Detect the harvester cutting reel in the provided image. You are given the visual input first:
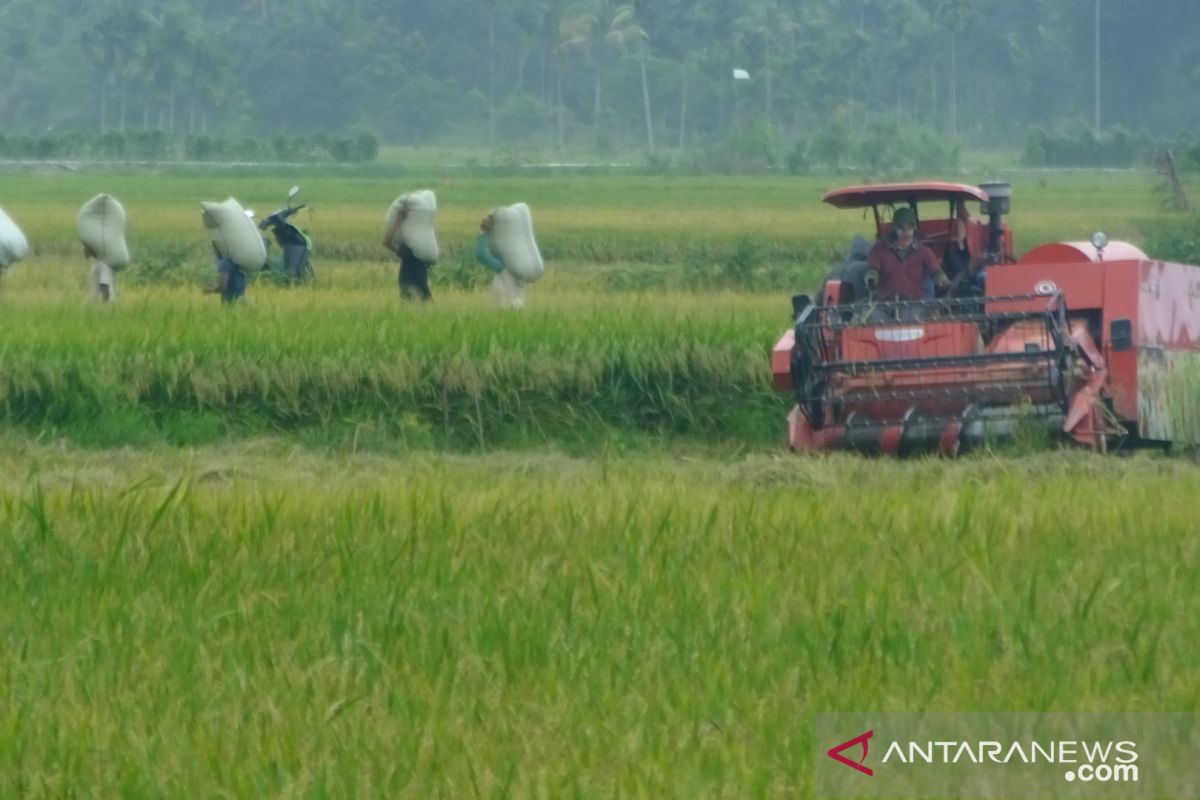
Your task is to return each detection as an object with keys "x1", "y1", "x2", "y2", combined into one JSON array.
[{"x1": 789, "y1": 292, "x2": 1119, "y2": 455}]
